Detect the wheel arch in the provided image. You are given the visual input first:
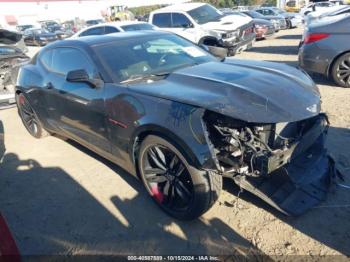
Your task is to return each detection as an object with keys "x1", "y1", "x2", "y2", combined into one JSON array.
[
  {"x1": 327, "y1": 50, "x2": 350, "y2": 78},
  {"x1": 198, "y1": 36, "x2": 221, "y2": 46},
  {"x1": 130, "y1": 124, "x2": 203, "y2": 173}
]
